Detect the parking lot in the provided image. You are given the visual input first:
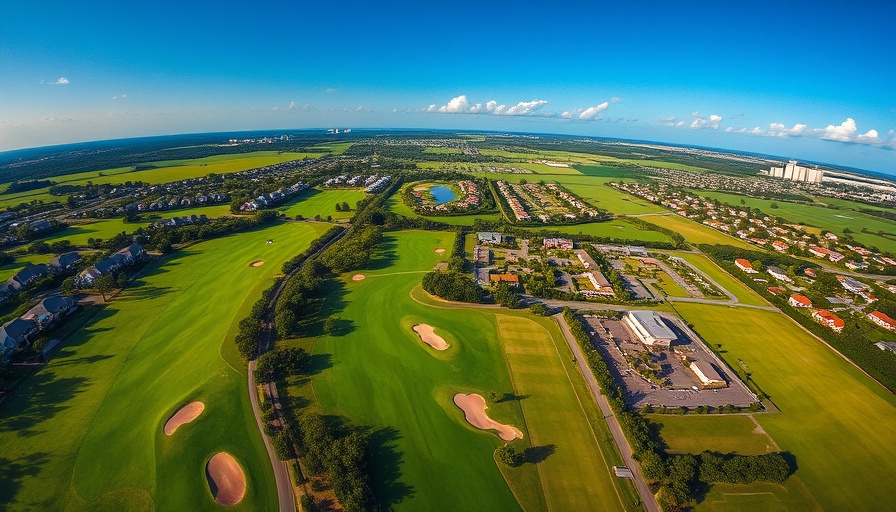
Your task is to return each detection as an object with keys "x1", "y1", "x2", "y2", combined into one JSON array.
[{"x1": 585, "y1": 315, "x2": 757, "y2": 409}]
